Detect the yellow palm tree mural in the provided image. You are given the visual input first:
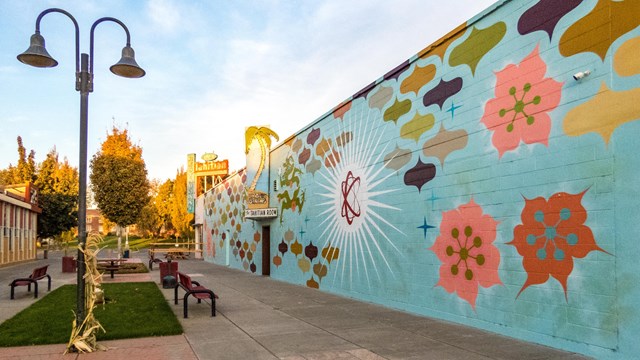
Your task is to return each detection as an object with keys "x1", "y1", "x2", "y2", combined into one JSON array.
[{"x1": 245, "y1": 126, "x2": 279, "y2": 191}]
